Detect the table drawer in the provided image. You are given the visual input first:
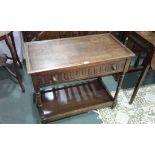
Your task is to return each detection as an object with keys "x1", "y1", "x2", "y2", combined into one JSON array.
[{"x1": 33, "y1": 59, "x2": 126, "y2": 87}]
